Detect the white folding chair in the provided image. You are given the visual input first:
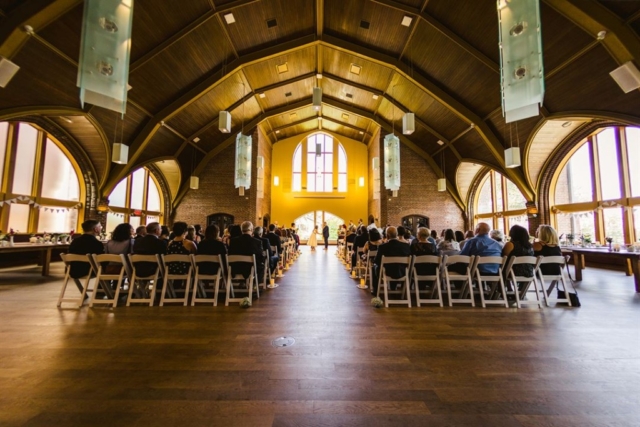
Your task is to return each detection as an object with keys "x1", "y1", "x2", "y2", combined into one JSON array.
[
  {"x1": 354, "y1": 246, "x2": 366, "y2": 278},
  {"x1": 160, "y1": 254, "x2": 193, "y2": 306},
  {"x1": 226, "y1": 255, "x2": 259, "y2": 306},
  {"x1": 126, "y1": 254, "x2": 162, "y2": 306},
  {"x1": 191, "y1": 254, "x2": 225, "y2": 306},
  {"x1": 58, "y1": 253, "x2": 94, "y2": 308},
  {"x1": 471, "y1": 256, "x2": 508, "y2": 308},
  {"x1": 412, "y1": 255, "x2": 443, "y2": 307},
  {"x1": 504, "y1": 256, "x2": 543, "y2": 308},
  {"x1": 442, "y1": 255, "x2": 475, "y2": 307},
  {"x1": 257, "y1": 250, "x2": 270, "y2": 290},
  {"x1": 537, "y1": 255, "x2": 576, "y2": 307},
  {"x1": 360, "y1": 250, "x2": 377, "y2": 290},
  {"x1": 345, "y1": 242, "x2": 354, "y2": 268},
  {"x1": 377, "y1": 256, "x2": 412, "y2": 308},
  {"x1": 89, "y1": 254, "x2": 126, "y2": 308}
]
